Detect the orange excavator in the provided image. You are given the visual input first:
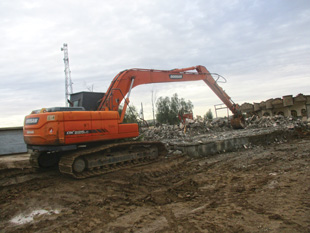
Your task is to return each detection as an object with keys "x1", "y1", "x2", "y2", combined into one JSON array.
[
  {"x1": 23, "y1": 65, "x2": 244, "y2": 178},
  {"x1": 178, "y1": 112, "x2": 194, "y2": 125}
]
